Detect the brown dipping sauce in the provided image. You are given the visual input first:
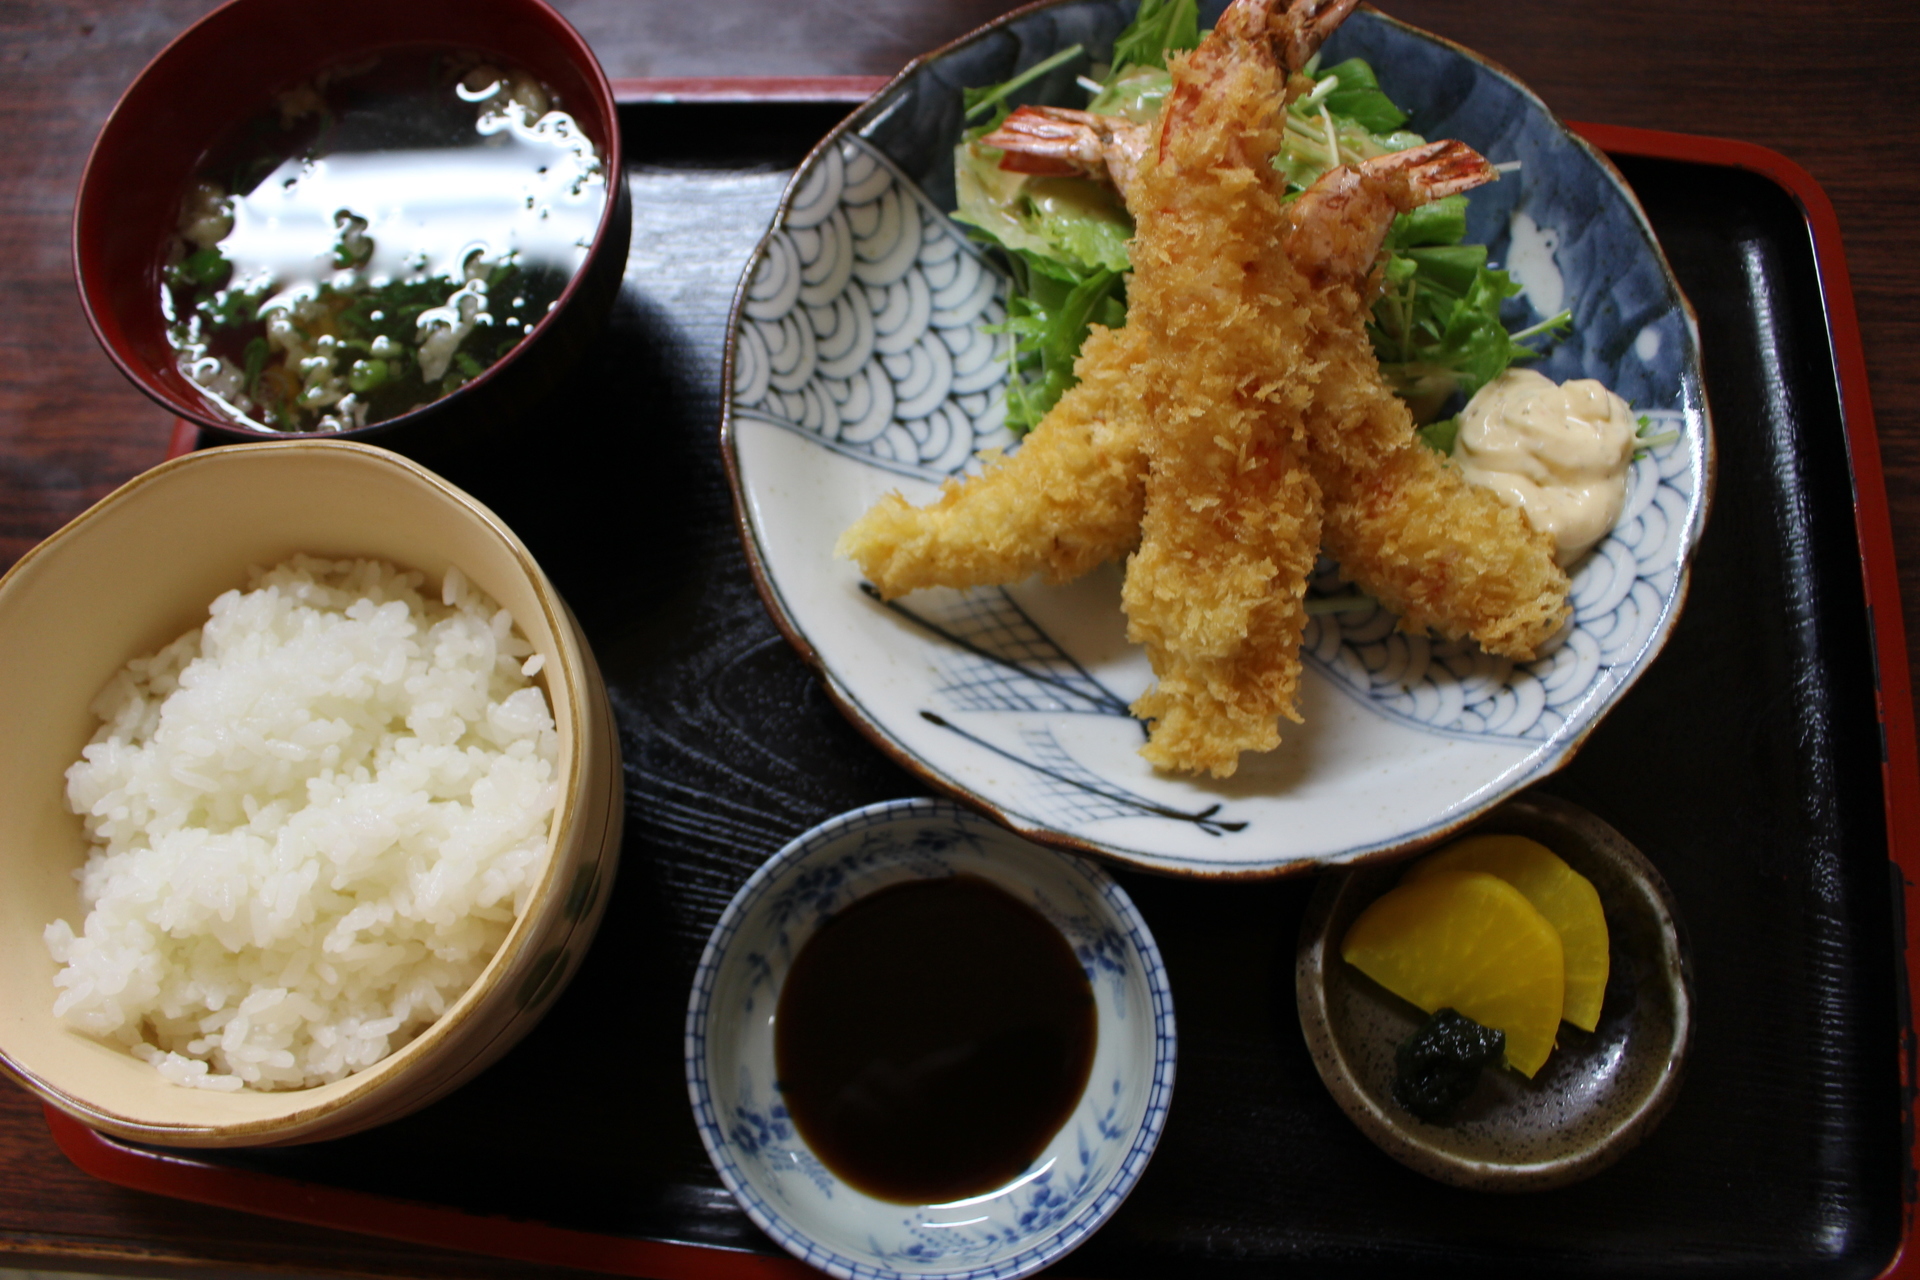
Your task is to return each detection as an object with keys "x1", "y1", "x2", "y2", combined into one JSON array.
[{"x1": 774, "y1": 874, "x2": 1098, "y2": 1204}]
